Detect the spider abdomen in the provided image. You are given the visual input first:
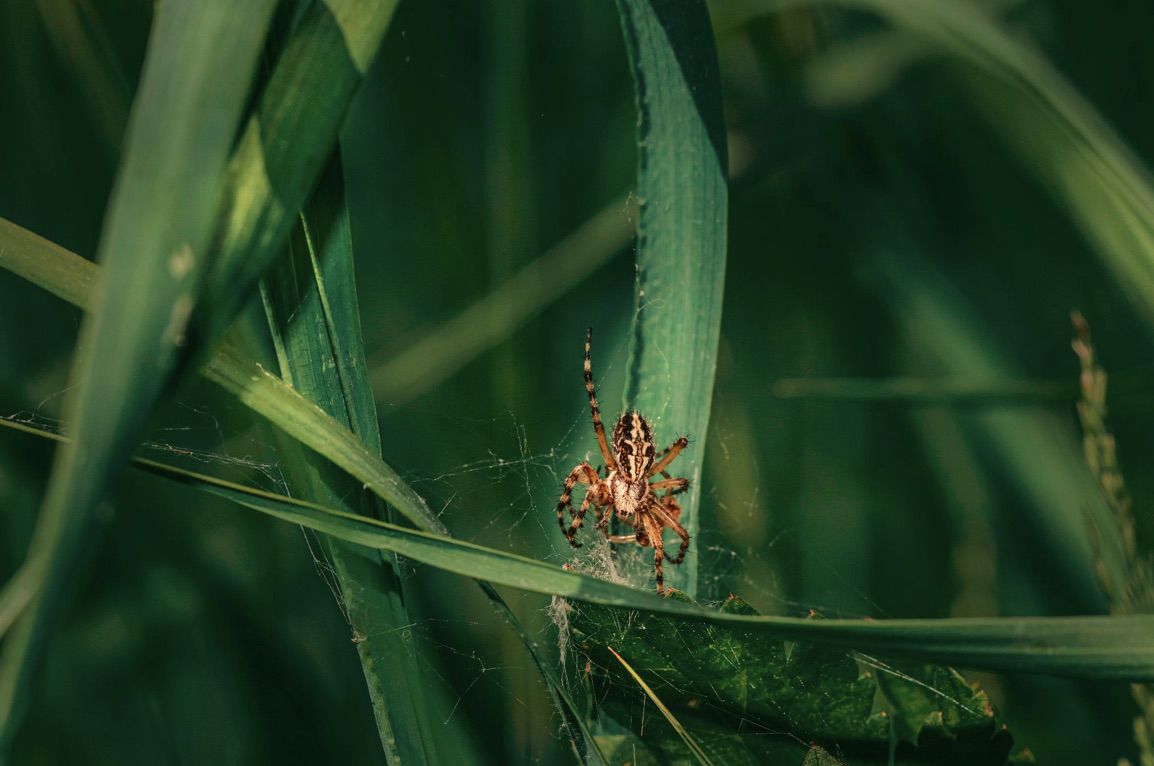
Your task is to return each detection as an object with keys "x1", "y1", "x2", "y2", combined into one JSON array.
[{"x1": 611, "y1": 411, "x2": 656, "y2": 479}]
